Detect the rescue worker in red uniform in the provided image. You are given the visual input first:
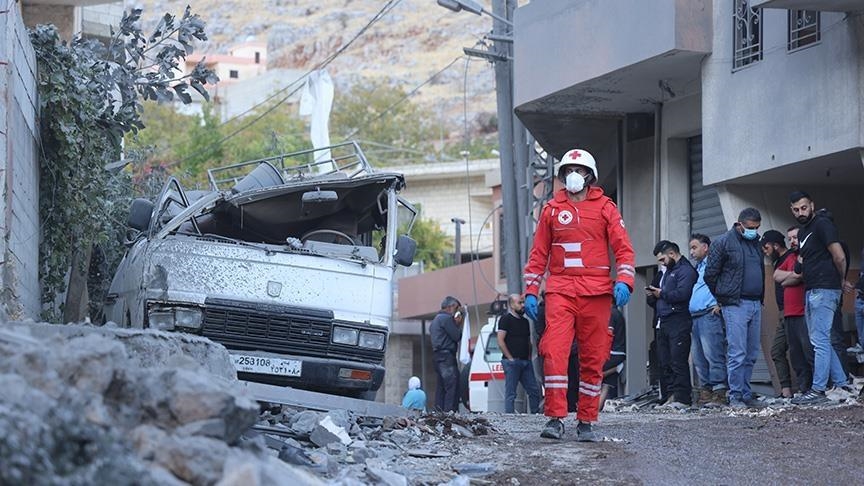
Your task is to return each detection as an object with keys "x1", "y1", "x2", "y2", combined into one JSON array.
[{"x1": 523, "y1": 148, "x2": 635, "y2": 441}]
